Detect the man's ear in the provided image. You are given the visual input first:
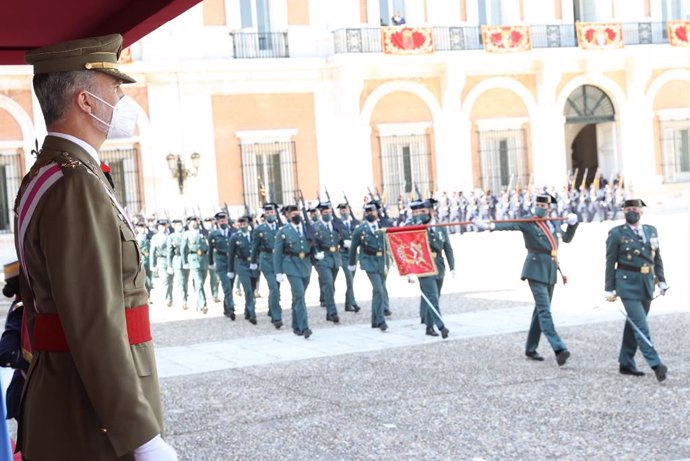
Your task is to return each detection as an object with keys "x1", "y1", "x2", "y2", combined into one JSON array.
[{"x1": 76, "y1": 90, "x2": 93, "y2": 114}]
